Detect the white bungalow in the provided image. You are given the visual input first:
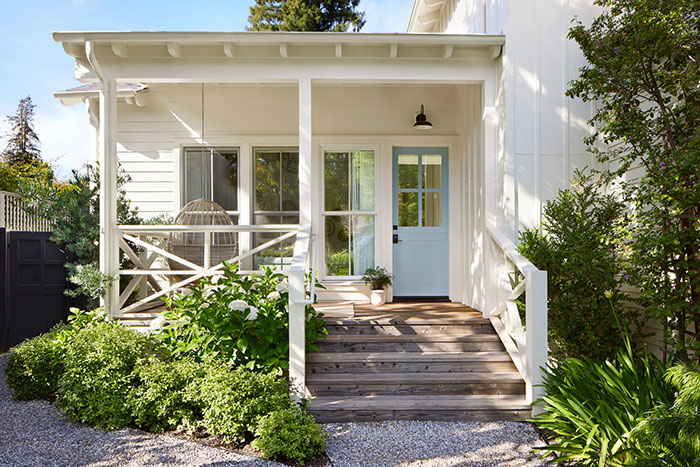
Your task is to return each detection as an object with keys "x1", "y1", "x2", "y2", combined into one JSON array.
[{"x1": 53, "y1": 0, "x2": 600, "y2": 420}]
